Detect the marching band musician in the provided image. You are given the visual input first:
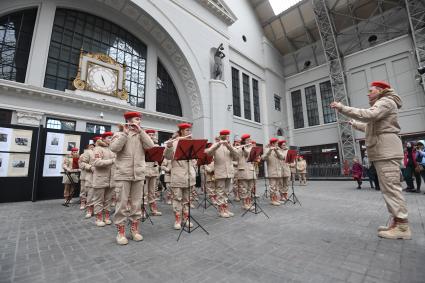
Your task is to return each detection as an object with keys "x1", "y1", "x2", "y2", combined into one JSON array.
[
  {"x1": 232, "y1": 139, "x2": 241, "y2": 202},
  {"x1": 262, "y1": 138, "x2": 285, "y2": 206},
  {"x1": 80, "y1": 137, "x2": 99, "y2": 218},
  {"x1": 296, "y1": 156, "x2": 308, "y2": 186},
  {"x1": 143, "y1": 129, "x2": 162, "y2": 216},
  {"x1": 235, "y1": 134, "x2": 256, "y2": 211},
  {"x1": 91, "y1": 132, "x2": 115, "y2": 227},
  {"x1": 205, "y1": 129, "x2": 239, "y2": 218},
  {"x1": 62, "y1": 147, "x2": 80, "y2": 205},
  {"x1": 78, "y1": 142, "x2": 94, "y2": 210},
  {"x1": 278, "y1": 140, "x2": 291, "y2": 201},
  {"x1": 161, "y1": 157, "x2": 173, "y2": 205},
  {"x1": 164, "y1": 123, "x2": 196, "y2": 230},
  {"x1": 110, "y1": 111, "x2": 155, "y2": 245},
  {"x1": 203, "y1": 159, "x2": 216, "y2": 205}
]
